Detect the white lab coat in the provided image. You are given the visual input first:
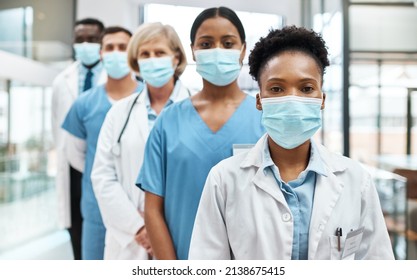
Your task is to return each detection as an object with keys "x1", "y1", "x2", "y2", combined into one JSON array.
[
  {"x1": 51, "y1": 61, "x2": 106, "y2": 228},
  {"x1": 189, "y1": 134, "x2": 395, "y2": 260},
  {"x1": 91, "y1": 81, "x2": 190, "y2": 259}
]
